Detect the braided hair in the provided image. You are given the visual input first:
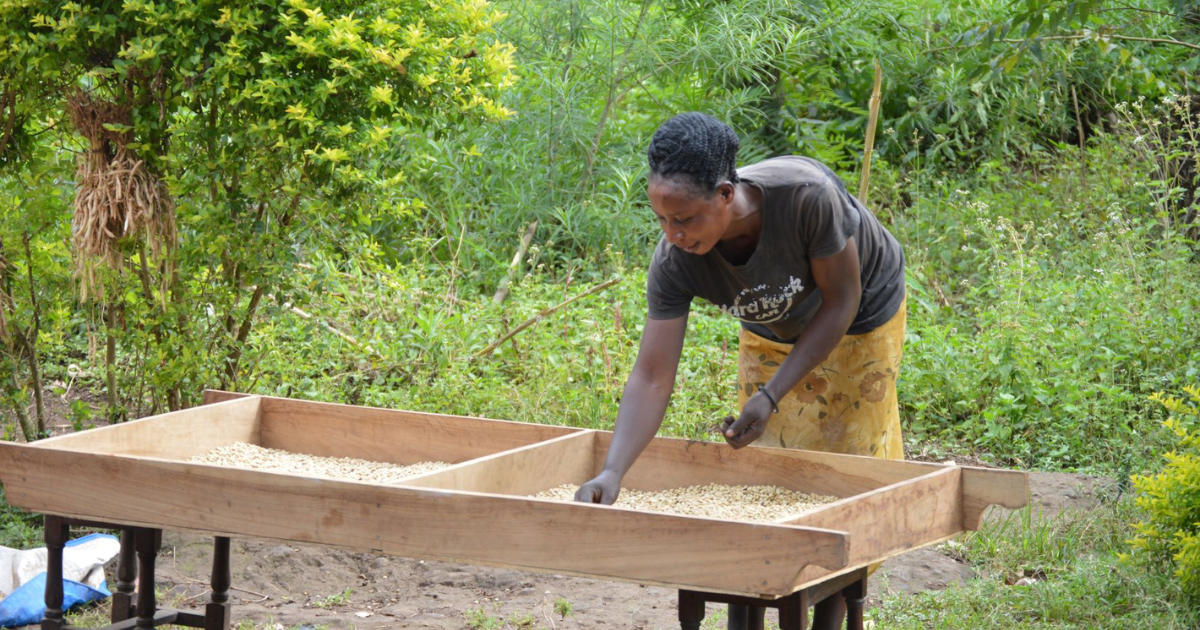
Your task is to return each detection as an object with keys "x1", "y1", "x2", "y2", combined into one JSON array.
[{"x1": 646, "y1": 112, "x2": 740, "y2": 198}]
